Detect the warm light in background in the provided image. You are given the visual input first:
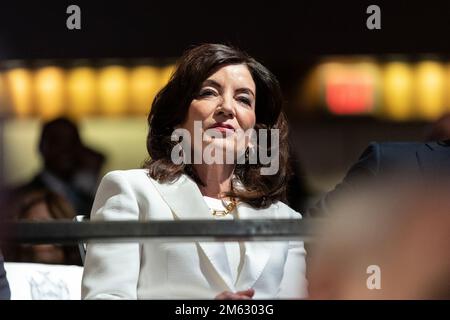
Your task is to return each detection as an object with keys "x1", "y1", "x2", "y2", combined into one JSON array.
[
  {"x1": 382, "y1": 62, "x2": 414, "y2": 121},
  {"x1": 160, "y1": 64, "x2": 175, "y2": 87},
  {"x1": 0, "y1": 73, "x2": 7, "y2": 115},
  {"x1": 98, "y1": 66, "x2": 129, "y2": 116},
  {"x1": 447, "y1": 64, "x2": 450, "y2": 112},
  {"x1": 321, "y1": 62, "x2": 377, "y2": 115},
  {"x1": 299, "y1": 66, "x2": 322, "y2": 112},
  {"x1": 129, "y1": 66, "x2": 161, "y2": 114},
  {"x1": 67, "y1": 67, "x2": 97, "y2": 119},
  {"x1": 414, "y1": 61, "x2": 446, "y2": 120},
  {"x1": 1, "y1": 63, "x2": 176, "y2": 119},
  {"x1": 358, "y1": 62, "x2": 381, "y2": 115},
  {"x1": 2, "y1": 59, "x2": 450, "y2": 122},
  {"x1": 4, "y1": 68, "x2": 33, "y2": 117},
  {"x1": 303, "y1": 59, "x2": 450, "y2": 121},
  {"x1": 34, "y1": 67, "x2": 66, "y2": 120}
]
